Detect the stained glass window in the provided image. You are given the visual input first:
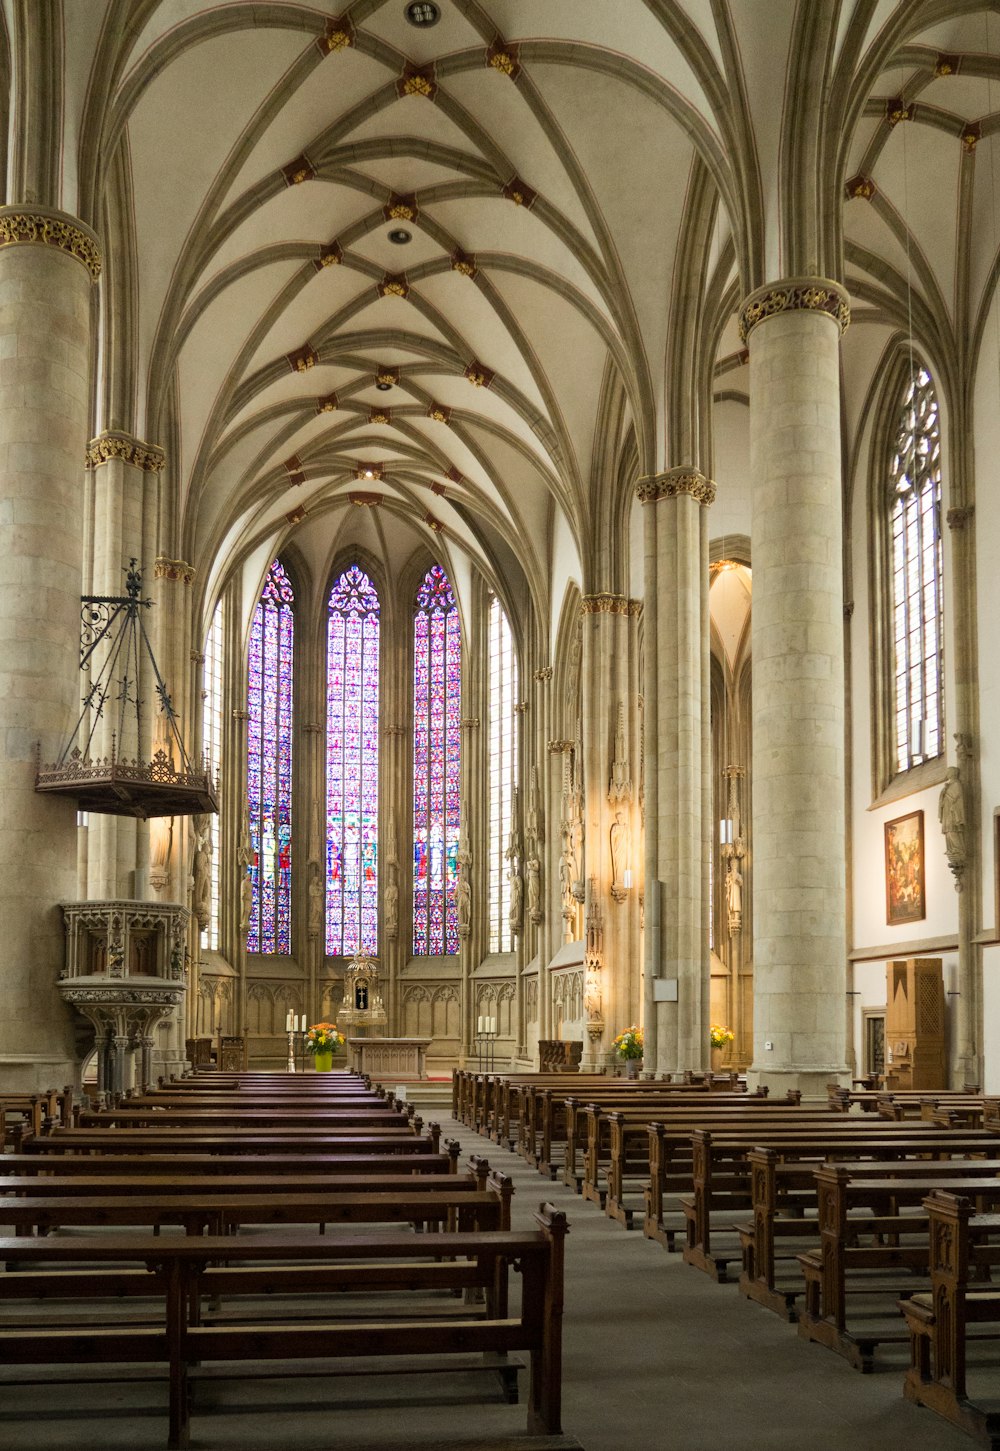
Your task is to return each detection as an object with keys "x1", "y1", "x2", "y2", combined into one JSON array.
[
  {"x1": 202, "y1": 601, "x2": 224, "y2": 950},
  {"x1": 326, "y1": 566, "x2": 380, "y2": 955},
  {"x1": 247, "y1": 559, "x2": 294, "y2": 953},
  {"x1": 413, "y1": 564, "x2": 461, "y2": 955},
  {"x1": 488, "y1": 595, "x2": 518, "y2": 953},
  {"x1": 889, "y1": 365, "x2": 943, "y2": 774}
]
